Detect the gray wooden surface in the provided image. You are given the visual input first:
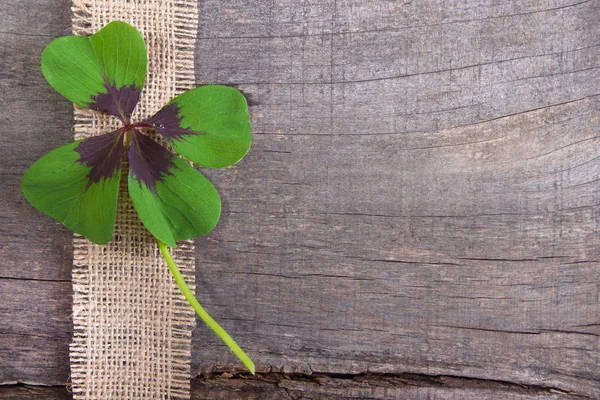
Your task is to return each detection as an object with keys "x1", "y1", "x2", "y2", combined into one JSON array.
[
  {"x1": 0, "y1": 0, "x2": 74, "y2": 389},
  {"x1": 1, "y1": 0, "x2": 599, "y2": 398}
]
